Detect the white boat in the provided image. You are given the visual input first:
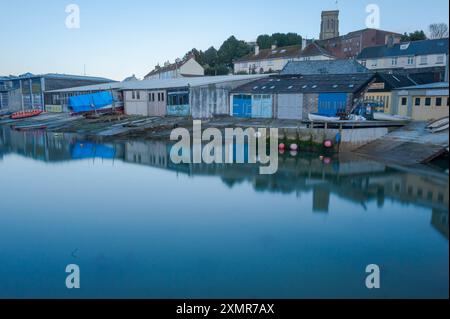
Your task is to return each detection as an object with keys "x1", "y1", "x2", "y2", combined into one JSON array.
[
  {"x1": 308, "y1": 113, "x2": 340, "y2": 122},
  {"x1": 430, "y1": 123, "x2": 449, "y2": 133},
  {"x1": 427, "y1": 117, "x2": 449, "y2": 130},
  {"x1": 373, "y1": 113, "x2": 411, "y2": 122}
]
